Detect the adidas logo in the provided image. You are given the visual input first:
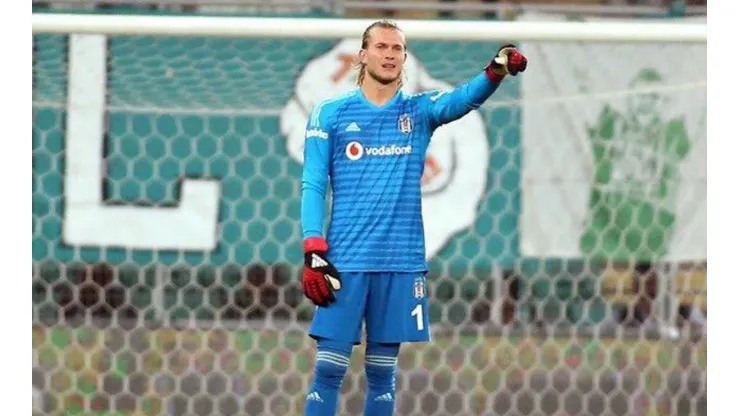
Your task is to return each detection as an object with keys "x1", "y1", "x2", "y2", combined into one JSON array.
[
  {"x1": 345, "y1": 122, "x2": 361, "y2": 132},
  {"x1": 307, "y1": 391, "x2": 323, "y2": 402},
  {"x1": 374, "y1": 392, "x2": 393, "y2": 402},
  {"x1": 311, "y1": 254, "x2": 328, "y2": 268}
]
